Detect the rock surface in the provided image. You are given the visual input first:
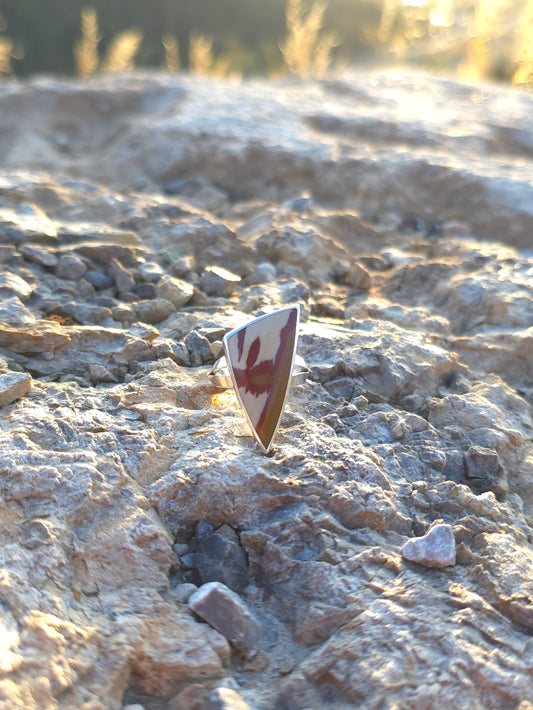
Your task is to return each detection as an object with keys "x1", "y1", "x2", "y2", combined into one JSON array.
[{"x1": 0, "y1": 70, "x2": 531, "y2": 710}]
